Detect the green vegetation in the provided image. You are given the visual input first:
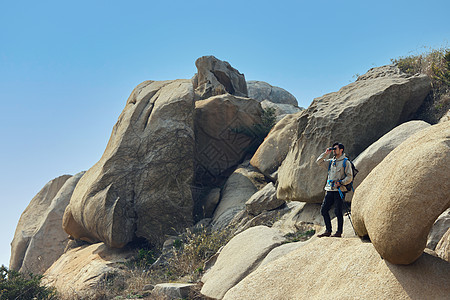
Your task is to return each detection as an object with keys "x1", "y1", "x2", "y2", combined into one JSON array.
[
  {"x1": 391, "y1": 46, "x2": 450, "y2": 123},
  {"x1": 0, "y1": 265, "x2": 56, "y2": 300},
  {"x1": 284, "y1": 223, "x2": 316, "y2": 243},
  {"x1": 232, "y1": 107, "x2": 277, "y2": 155},
  {"x1": 94, "y1": 225, "x2": 234, "y2": 299}
]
